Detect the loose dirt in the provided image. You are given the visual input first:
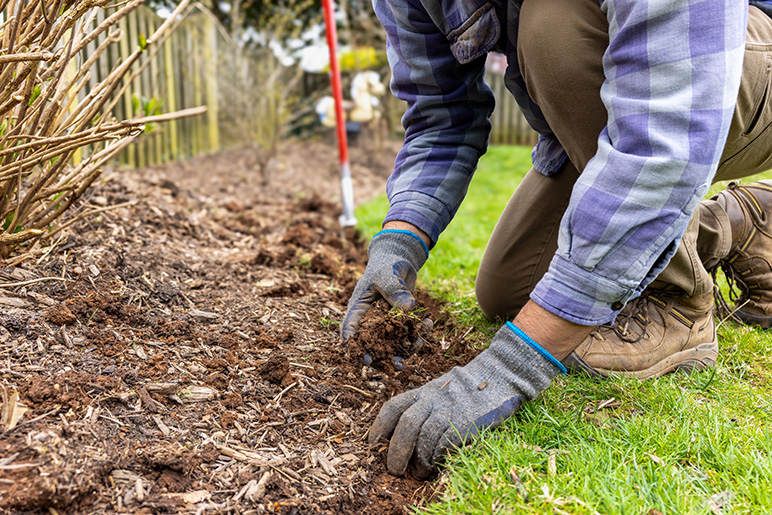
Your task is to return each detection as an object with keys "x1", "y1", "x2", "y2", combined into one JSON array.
[{"x1": 0, "y1": 139, "x2": 483, "y2": 514}]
